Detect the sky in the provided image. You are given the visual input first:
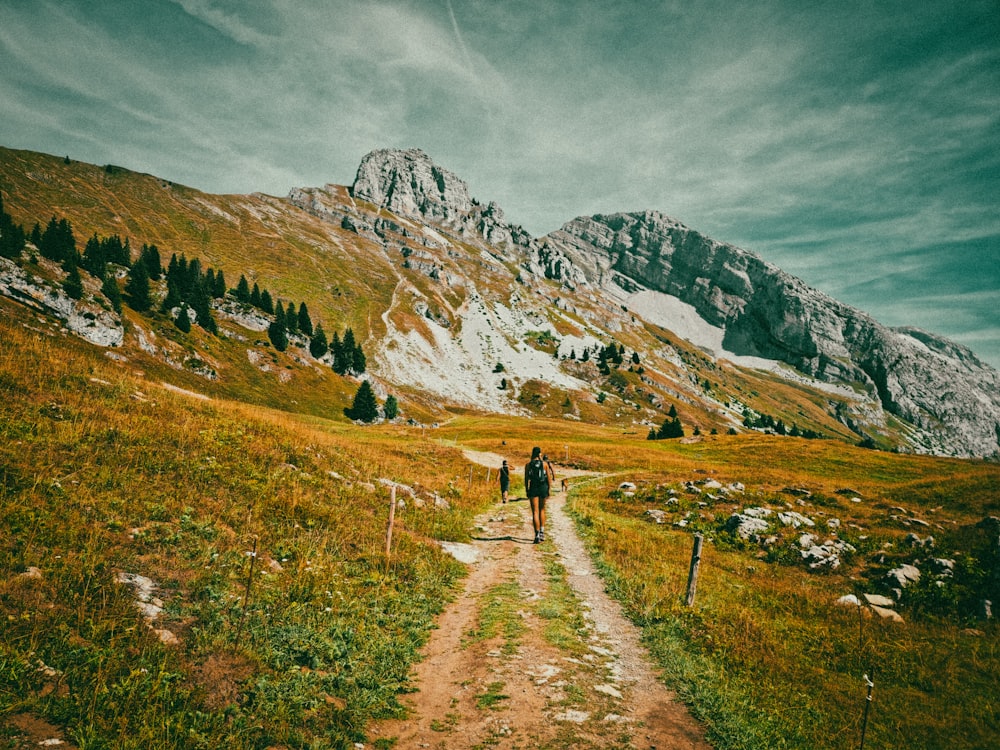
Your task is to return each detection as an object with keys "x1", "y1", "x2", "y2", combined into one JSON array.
[{"x1": 1, "y1": 0, "x2": 998, "y2": 368}]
